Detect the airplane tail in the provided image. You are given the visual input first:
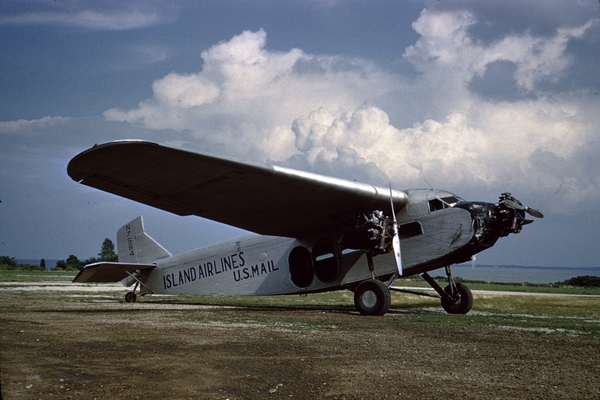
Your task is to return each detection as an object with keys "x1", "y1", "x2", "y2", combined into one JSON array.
[{"x1": 117, "y1": 216, "x2": 171, "y2": 264}]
